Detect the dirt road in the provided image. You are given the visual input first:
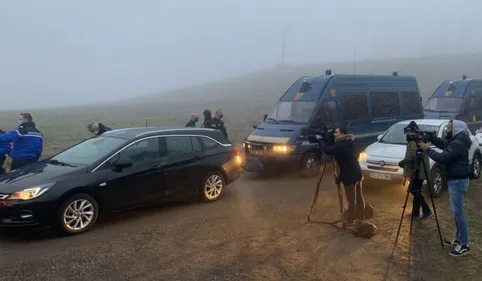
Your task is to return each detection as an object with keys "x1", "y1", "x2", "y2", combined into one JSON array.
[{"x1": 0, "y1": 169, "x2": 468, "y2": 281}]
